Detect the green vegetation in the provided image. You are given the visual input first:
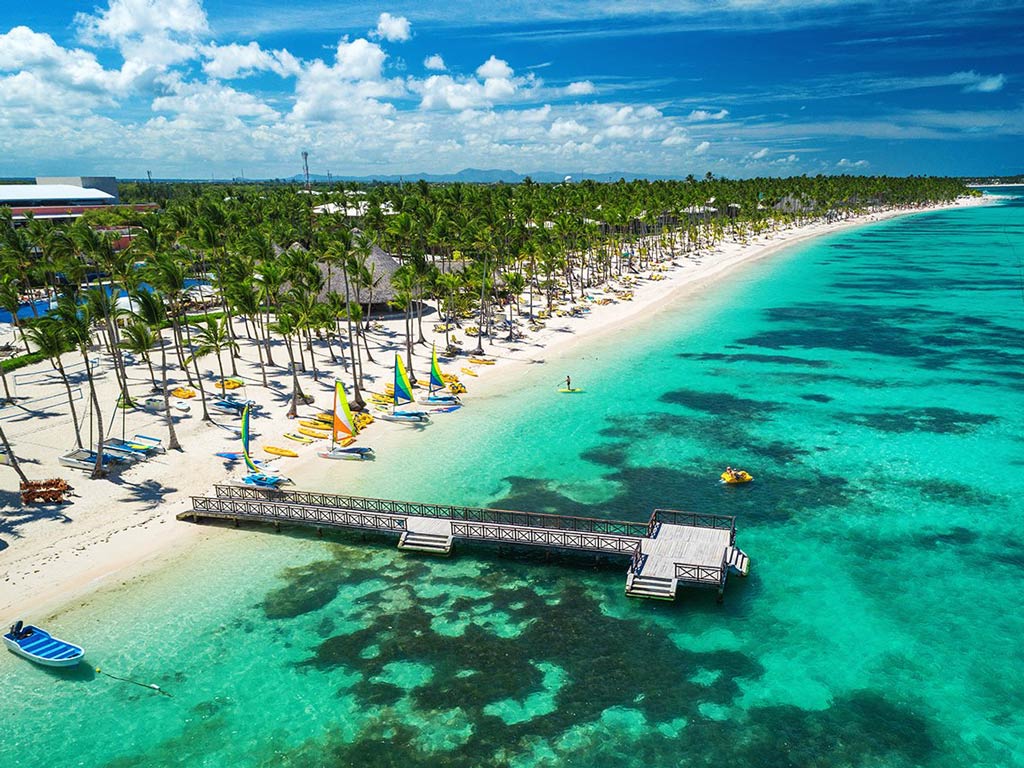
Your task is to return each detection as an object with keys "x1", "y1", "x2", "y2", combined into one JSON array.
[{"x1": 0, "y1": 175, "x2": 974, "y2": 478}]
